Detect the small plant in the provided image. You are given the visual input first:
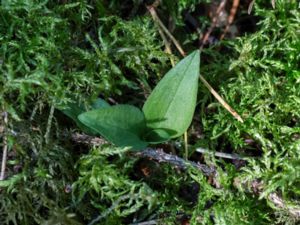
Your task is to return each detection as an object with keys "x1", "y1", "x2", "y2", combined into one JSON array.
[{"x1": 76, "y1": 50, "x2": 200, "y2": 150}]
